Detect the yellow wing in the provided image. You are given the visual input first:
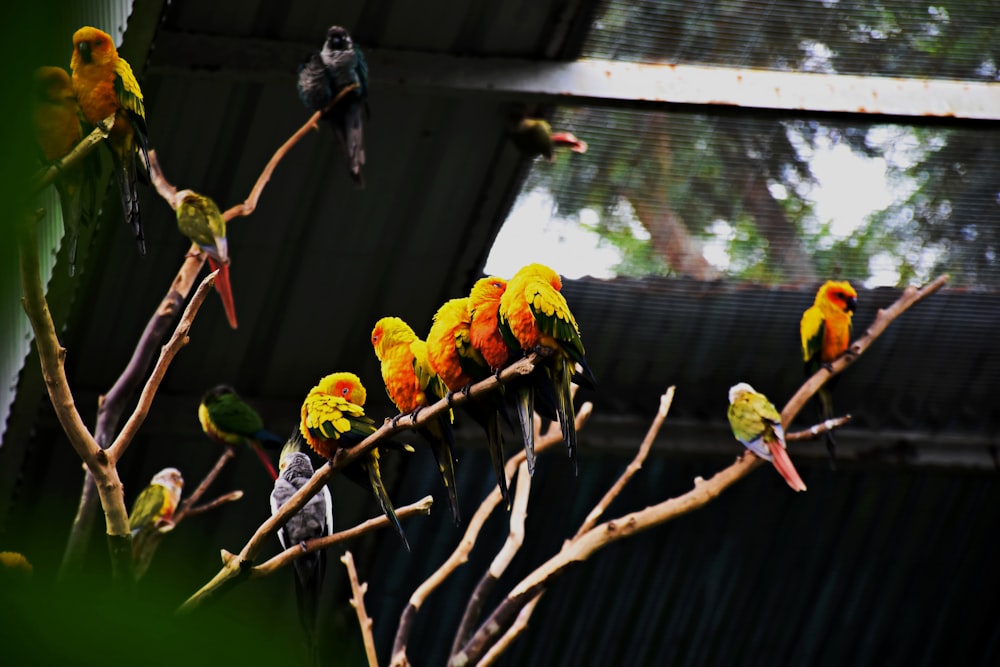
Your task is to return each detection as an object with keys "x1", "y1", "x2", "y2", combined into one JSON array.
[{"x1": 800, "y1": 304, "x2": 826, "y2": 365}]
